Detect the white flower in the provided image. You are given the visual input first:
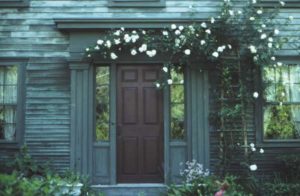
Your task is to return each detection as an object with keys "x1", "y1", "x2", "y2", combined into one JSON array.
[
  {"x1": 251, "y1": 147, "x2": 256, "y2": 152},
  {"x1": 124, "y1": 34, "x2": 131, "y2": 43},
  {"x1": 110, "y1": 52, "x2": 118, "y2": 60},
  {"x1": 289, "y1": 16, "x2": 294, "y2": 21},
  {"x1": 253, "y1": 56, "x2": 258, "y2": 61},
  {"x1": 142, "y1": 30, "x2": 146, "y2": 35},
  {"x1": 229, "y1": 10, "x2": 234, "y2": 16},
  {"x1": 105, "y1": 40, "x2": 112, "y2": 48},
  {"x1": 85, "y1": 48, "x2": 89, "y2": 52},
  {"x1": 201, "y1": 22, "x2": 207, "y2": 28},
  {"x1": 162, "y1": 31, "x2": 169, "y2": 36},
  {"x1": 114, "y1": 39, "x2": 121, "y2": 45},
  {"x1": 217, "y1": 45, "x2": 226, "y2": 52},
  {"x1": 200, "y1": 40, "x2": 206, "y2": 45},
  {"x1": 261, "y1": 33, "x2": 267, "y2": 39},
  {"x1": 171, "y1": 24, "x2": 177, "y2": 30},
  {"x1": 268, "y1": 37, "x2": 274, "y2": 42},
  {"x1": 175, "y1": 30, "x2": 181, "y2": 35},
  {"x1": 212, "y1": 52, "x2": 219, "y2": 58},
  {"x1": 87, "y1": 54, "x2": 91, "y2": 58},
  {"x1": 131, "y1": 49, "x2": 137, "y2": 56},
  {"x1": 268, "y1": 43, "x2": 273, "y2": 48},
  {"x1": 175, "y1": 38, "x2": 181, "y2": 47},
  {"x1": 114, "y1": 30, "x2": 121, "y2": 36},
  {"x1": 277, "y1": 62, "x2": 283, "y2": 66},
  {"x1": 184, "y1": 49, "x2": 191, "y2": 55},
  {"x1": 280, "y1": 1, "x2": 285, "y2": 6},
  {"x1": 97, "y1": 39, "x2": 104, "y2": 45},
  {"x1": 167, "y1": 79, "x2": 173, "y2": 85},
  {"x1": 238, "y1": 10, "x2": 242, "y2": 15},
  {"x1": 179, "y1": 25, "x2": 184, "y2": 31},
  {"x1": 271, "y1": 56, "x2": 276, "y2": 61},
  {"x1": 228, "y1": 44, "x2": 232, "y2": 49},
  {"x1": 162, "y1": 67, "x2": 168, "y2": 72},
  {"x1": 257, "y1": 10, "x2": 263, "y2": 15},
  {"x1": 155, "y1": 83, "x2": 160, "y2": 88},
  {"x1": 139, "y1": 44, "x2": 147, "y2": 52},
  {"x1": 281, "y1": 92, "x2": 285, "y2": 97},
  {"x1": 274, "y1": 29, "x2": 280, "y2": 35},
  {"x1": 180, "y1": 79, "x2": 184, "y2": 84},
  {"x1": 258, "y1": 29, "x2": 263, "y2": 33},
  {"x1": 146, "y1": 50, "x2": 157, "y2": 57},
  {"x1": 131, "y1": 34, "x2": 139, "y2": 43},
  {"x1": 253, "y1": 92, "x2": 259, "y2": 98},
  {"x1": 120, "y1": 27, "x2": 125, "y2": 31},
  {"x1": 280, "y1": 102, "x2": 283, "y2": 106},
  {"x1": 250, "y1": 17, "x2": 255, "y2": 21},
  {"x1": 248, "y1": 45, "x2": 257, "y2": 53},
  {"x1": 205, "y1": 29, "x2": 211, "y2": 34},
  {"x1": 94, "y1": 45, "x2": 100, "y2": 50},
  {"x1": 211, "y1": 17, "x2": 215, "y2": 24},
  {"x1": 224, "y1": 0, "x2": 230, "y2": 2},
  {"x1": 250, "y1": 164, "x2": 258, "y2": 171},
  {"x1": 260, "y1": 148, "x2": 264, "y2": 154},
  {"x1": 252, "y1": 0, "x2": 257, "y2": 3},
  {"x1": 262, "y1": 24, "x2": 266, "y2": 28}
]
